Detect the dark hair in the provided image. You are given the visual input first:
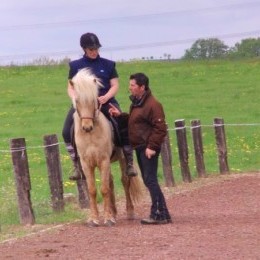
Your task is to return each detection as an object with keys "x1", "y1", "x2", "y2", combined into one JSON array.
[
  {"x1": 80, "y1": 33, "x2": 102, "y2": 49},
  {"x1": 129, "y1": 73, "x2": 149, "y2": 90}
]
